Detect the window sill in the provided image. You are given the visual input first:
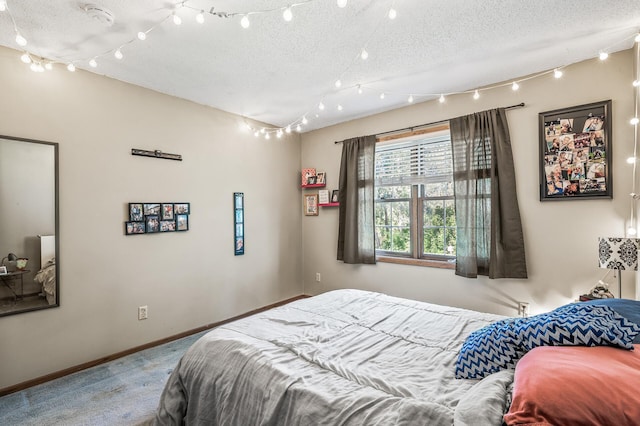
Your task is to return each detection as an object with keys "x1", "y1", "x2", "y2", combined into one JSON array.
[{"x1": 376, "y1": 256, "x2": 455, "y2": 270}]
